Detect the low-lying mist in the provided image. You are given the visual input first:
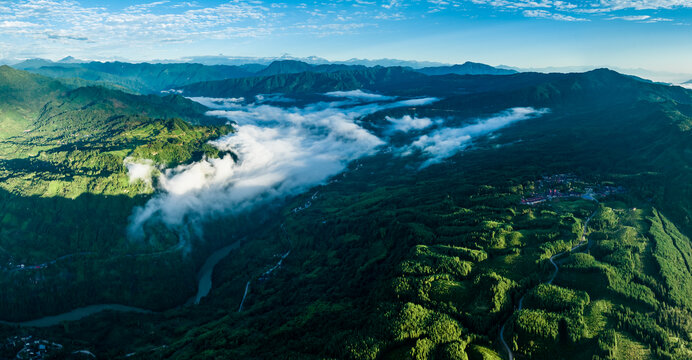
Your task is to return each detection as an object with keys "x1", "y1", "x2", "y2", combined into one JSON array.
[
  {"x1": 406, "y1": 107, "x2": 550, "y2": 167},
  {"x1": 127, "y1": 94, "x2": 437, "y2": 241},
  {"x1": 127, "y1": 93, "x2": 549, "y2": 246}
]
